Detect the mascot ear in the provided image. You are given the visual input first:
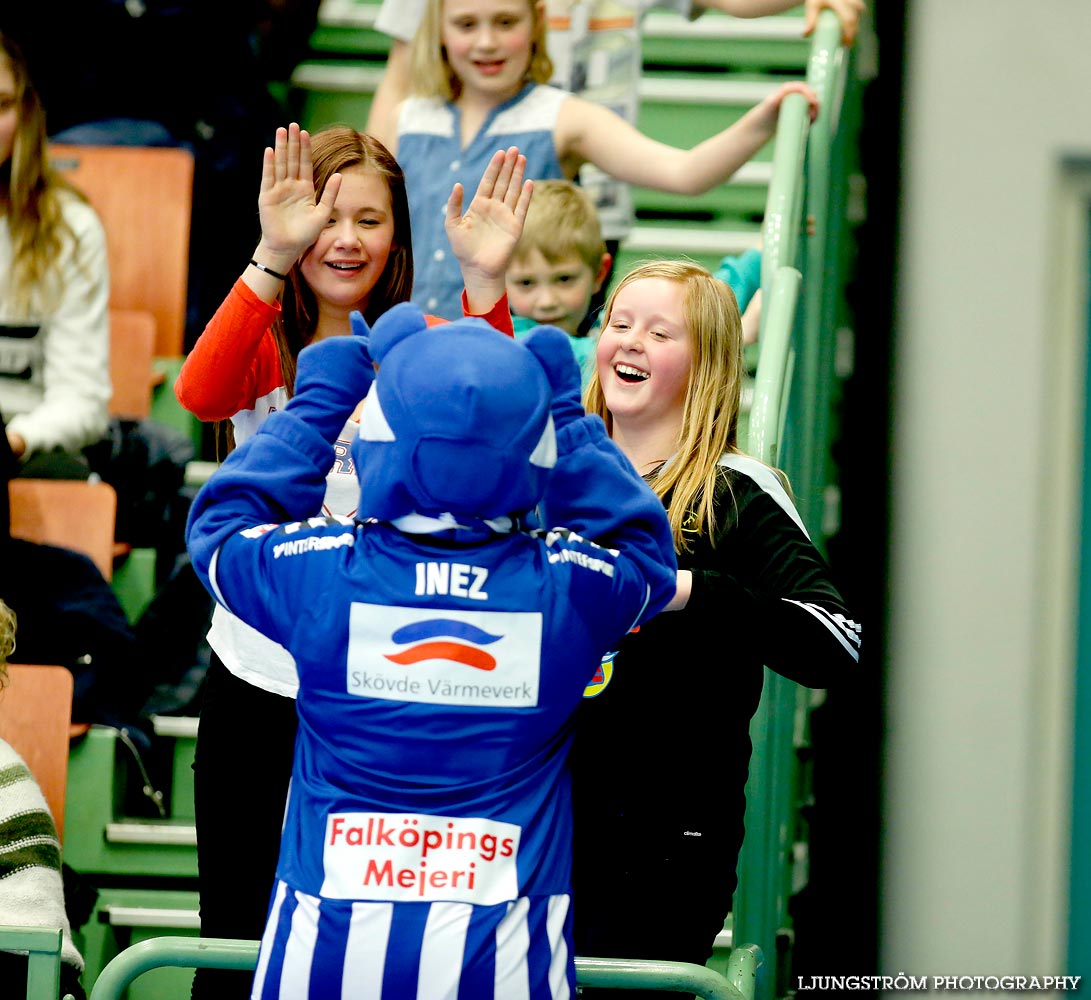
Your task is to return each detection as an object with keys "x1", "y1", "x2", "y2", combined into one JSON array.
[{"x1": 369, "y1": 302, "x2": 429, "y2": 365}]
